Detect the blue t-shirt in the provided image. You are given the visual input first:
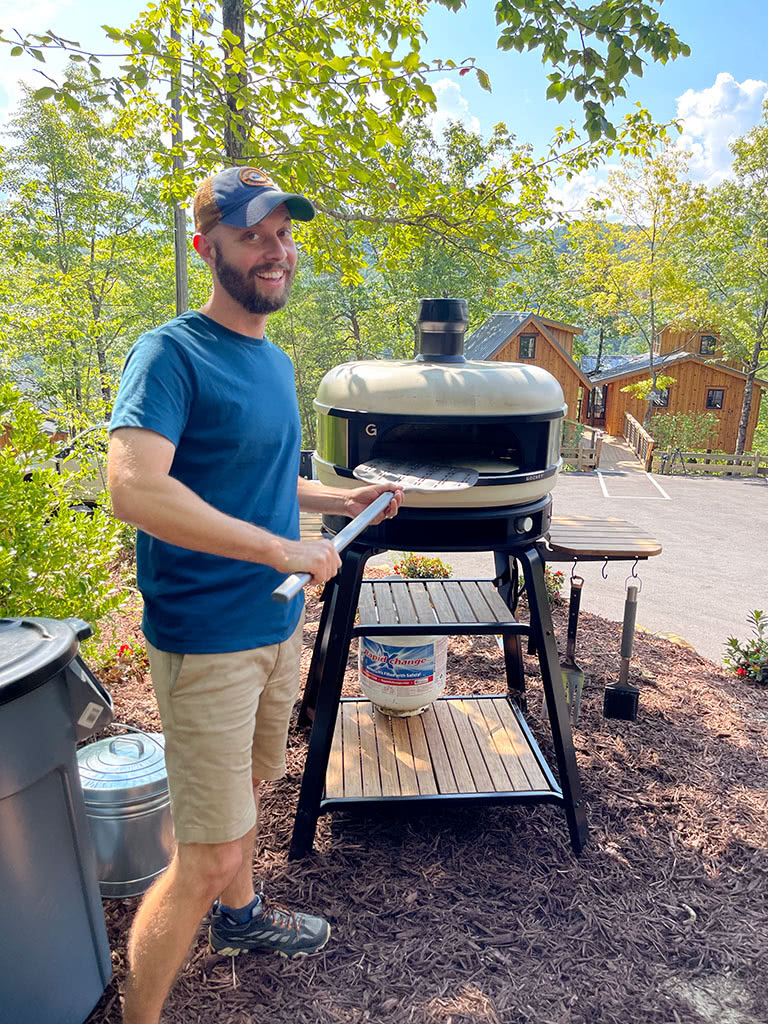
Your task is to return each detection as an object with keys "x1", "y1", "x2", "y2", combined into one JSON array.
[{"x1": 109, "y1": 310, "x2": 303, "y2": 653}]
